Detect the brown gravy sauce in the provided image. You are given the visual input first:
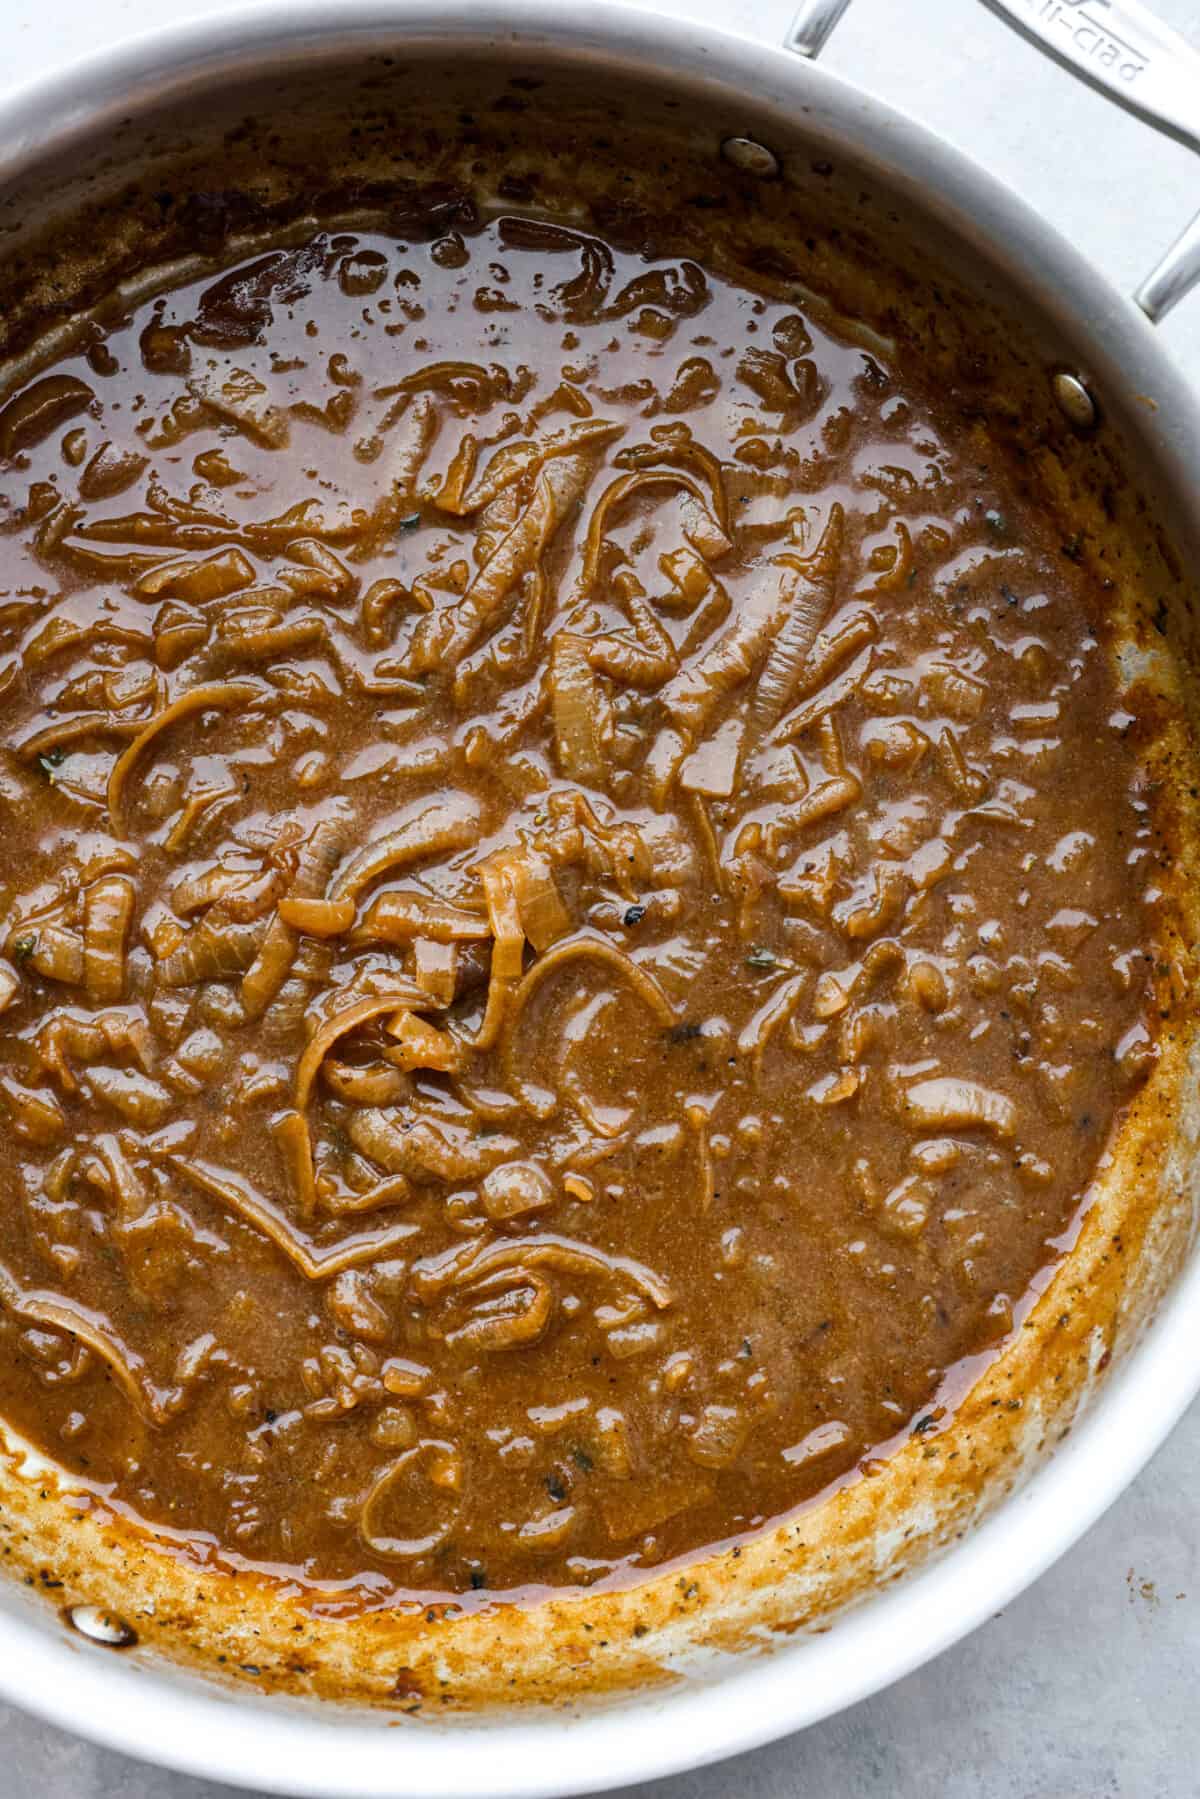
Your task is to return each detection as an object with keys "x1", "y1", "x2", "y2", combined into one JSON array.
[{"x1": 0, "y1": 207, "x2": 1156, "y2": 1603}]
